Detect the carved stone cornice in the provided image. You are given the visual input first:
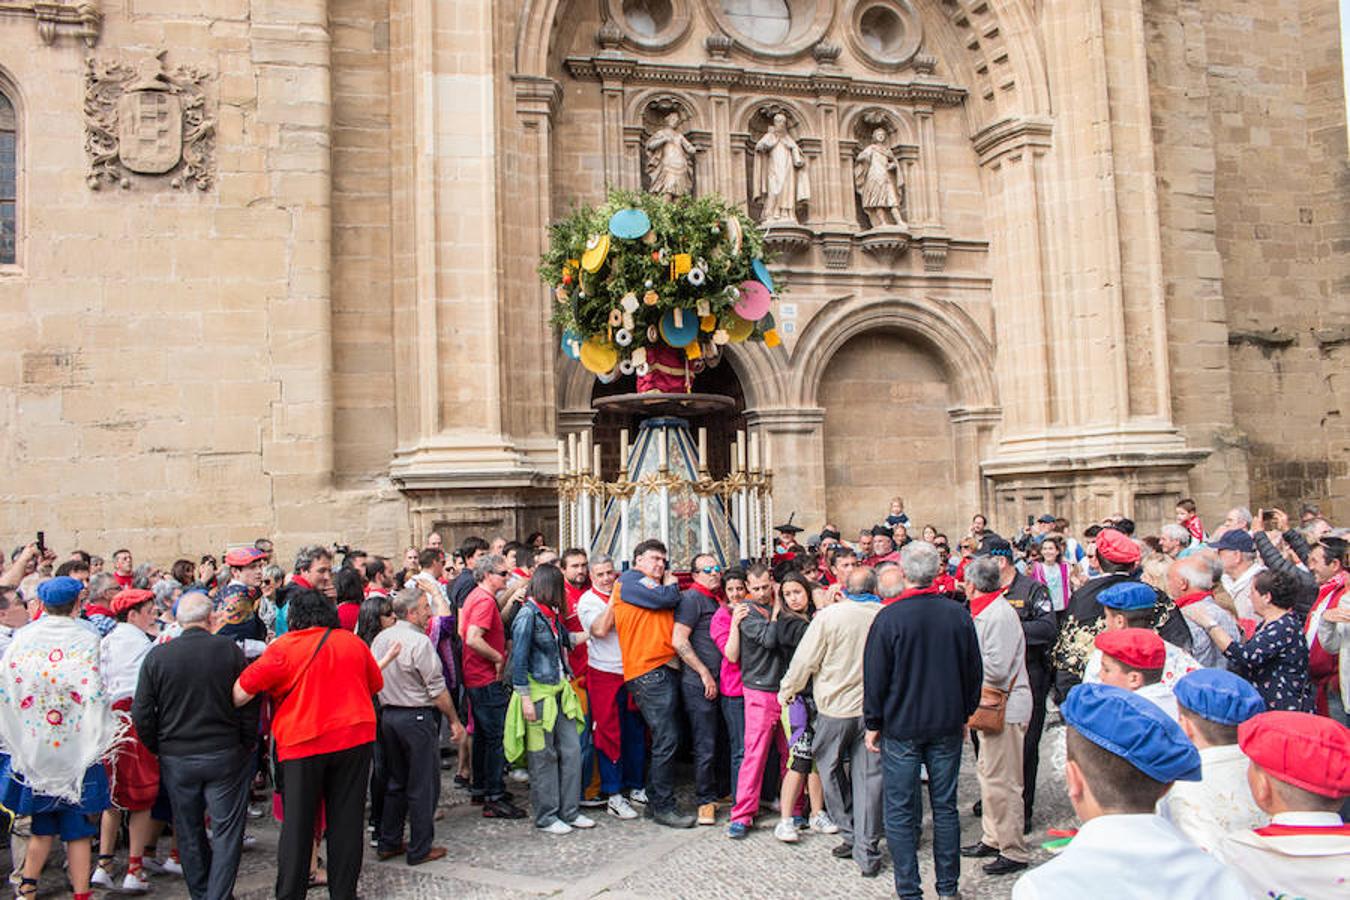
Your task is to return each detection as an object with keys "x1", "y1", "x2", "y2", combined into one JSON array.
[
  {"x1": 972, "y1": 116, "x2": 1054, "y2": 167},
  {"x1": 511, "y1": 75, "x2": 562, "y2": 122},
  {"x1": 3, "y1": 0, "x2": 101, "y2": 47},
  {"x1": 564, "y1": 56, "x2": 967, "y2": 108}
]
